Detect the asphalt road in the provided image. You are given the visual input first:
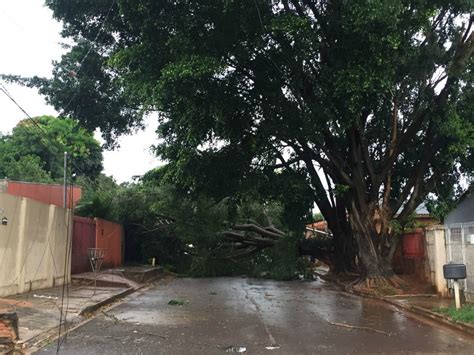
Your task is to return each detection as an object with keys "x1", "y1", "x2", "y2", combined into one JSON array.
[{"x1": 39, "y1": 277, "x2": 473, "y2": 354}]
